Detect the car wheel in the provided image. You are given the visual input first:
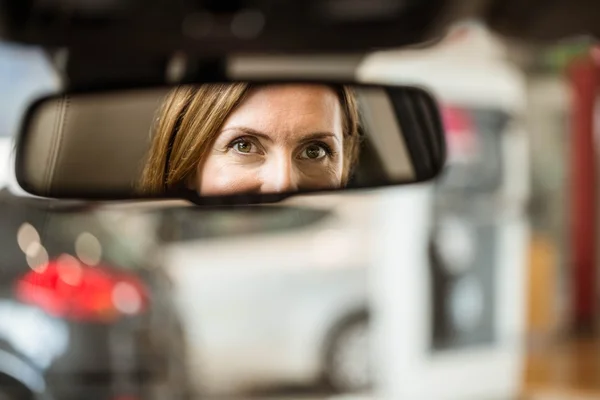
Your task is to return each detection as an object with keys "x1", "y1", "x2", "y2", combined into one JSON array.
[
  {"x1": 0, "y1": 391, "x2": 17, "y2": 400},
  {"x1": 0, "y1": 375, "x2": 31, "y2": 400},
  {"x1": 325, "y1": 314, "x2": 371, "y2": 393}
]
